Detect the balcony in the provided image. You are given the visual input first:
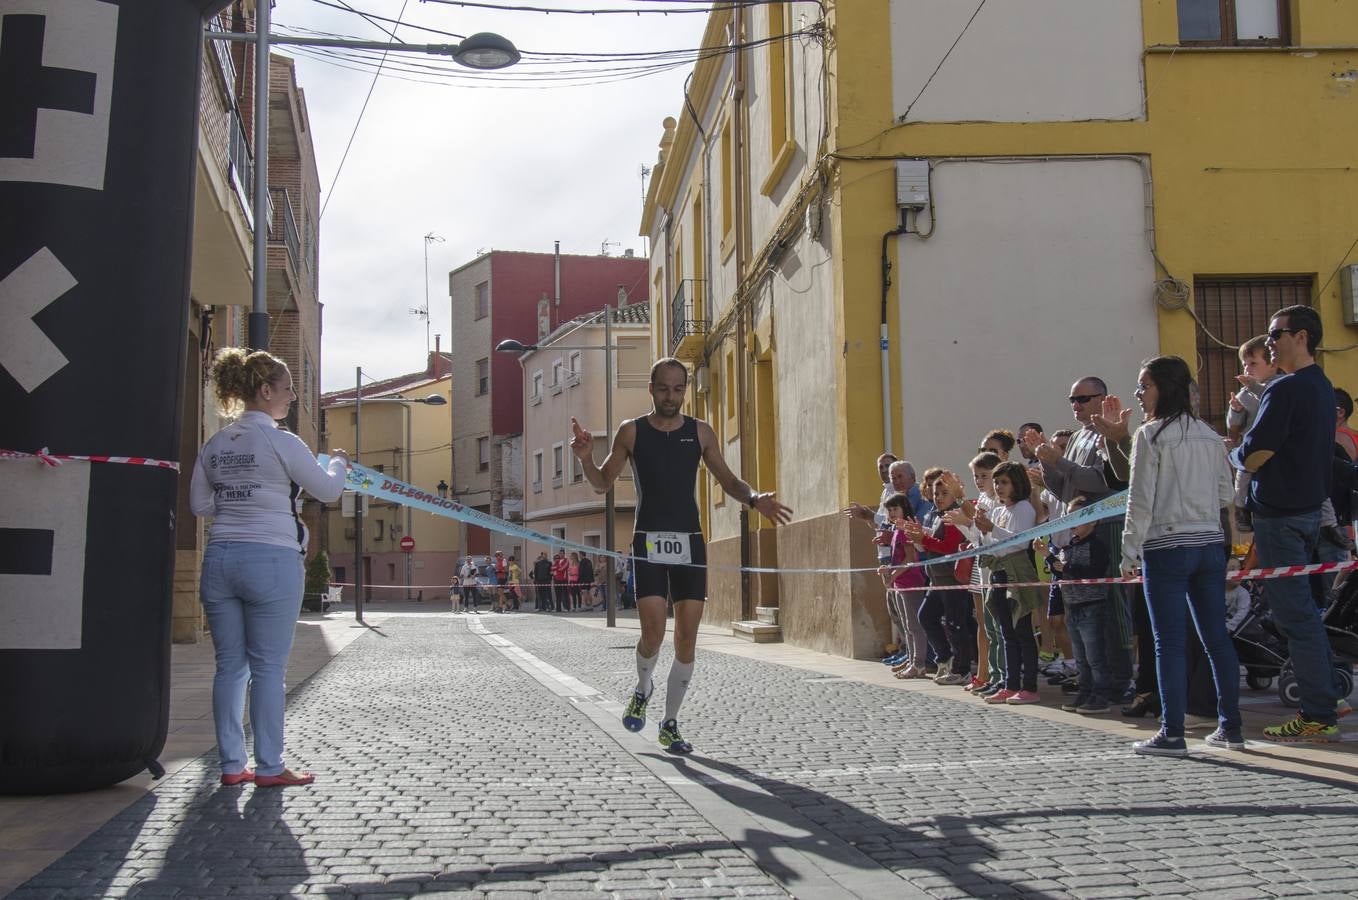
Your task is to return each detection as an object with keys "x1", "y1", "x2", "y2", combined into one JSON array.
[
  {"x1": 270, "y1": 187, "x2": 301, "y2": 275},
  {"x1": 227, "y1": 107, "x2": 272, "y2": 233},
  {"x1": 670, "y1": 279, "x2": 707, "y2": 361}
]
